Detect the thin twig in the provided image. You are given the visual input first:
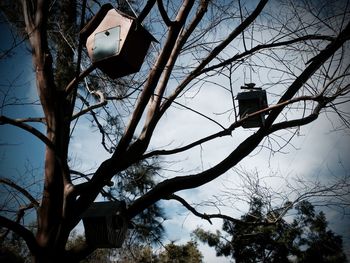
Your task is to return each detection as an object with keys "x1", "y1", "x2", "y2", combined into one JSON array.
[{"x1": 71, "y1": 90, "x2": 107, "y2": 120}]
